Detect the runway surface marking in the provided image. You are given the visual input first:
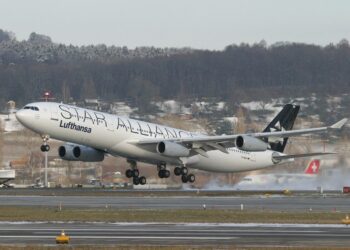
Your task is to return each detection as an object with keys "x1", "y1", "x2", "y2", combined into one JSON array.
[
  {"x1": 0, "y1": 194, "x2": 349, "y2": 212},
  {"x1": 0, "y1": 228, "x2": 324, "y2": 233},
  {"x1": 0, "y1": 236, "x2": 237, "y2": 240},
  {"x1": 0, "y1": 222, "x2": 349, "y2": 246}
]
